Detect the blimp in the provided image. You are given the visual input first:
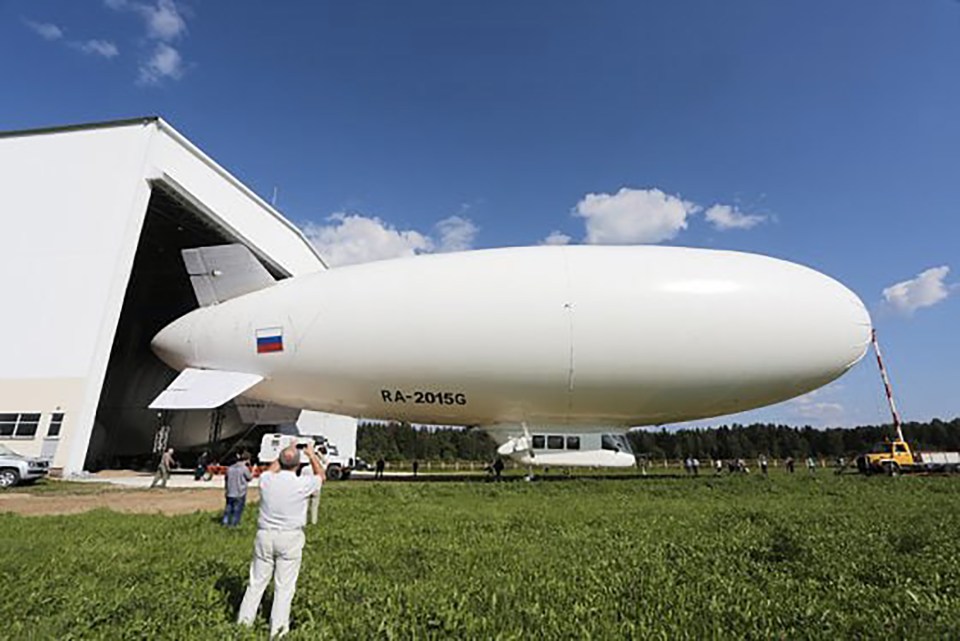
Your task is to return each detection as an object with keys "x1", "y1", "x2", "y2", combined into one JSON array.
[{"x1": 149, "y1": 244, "x2": 872, "y2": 468}]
